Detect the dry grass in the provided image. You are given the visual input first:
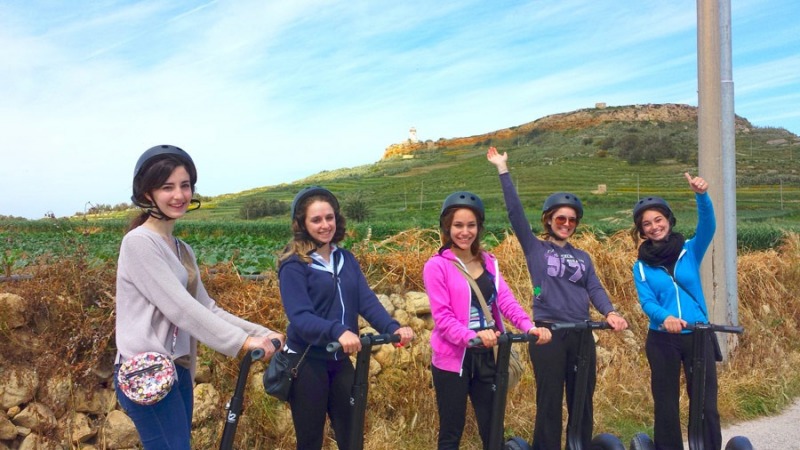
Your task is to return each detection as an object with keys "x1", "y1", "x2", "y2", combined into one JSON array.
[{"x1": 1, "y1": 231, "x2": 799, "y2": 449}]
